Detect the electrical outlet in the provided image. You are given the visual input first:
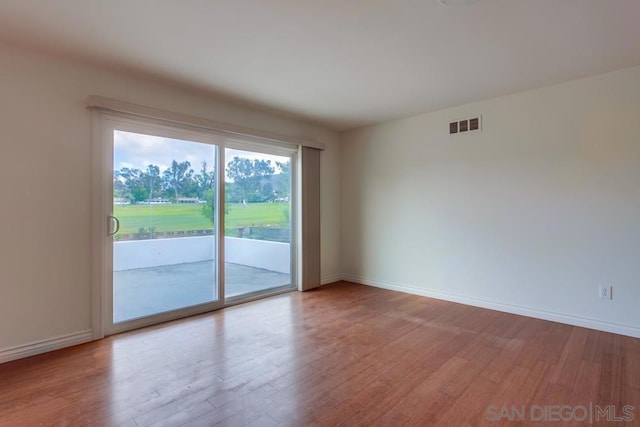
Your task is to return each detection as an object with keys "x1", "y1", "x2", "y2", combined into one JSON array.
[{"x1": 599, "y1": 285, "x2": 612, "y2": 300}]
